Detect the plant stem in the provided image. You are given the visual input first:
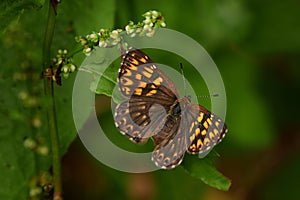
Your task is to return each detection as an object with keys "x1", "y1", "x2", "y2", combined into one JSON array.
[
  {"x1": 43, "y1": 1, "x2": 63, "y2": 200},
  {"x1": 79, "y1": 66, "x2": 117, "y2": 84},
  {"x1": 67, "y1": 45, "x2": 84, "y2": 58}
]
